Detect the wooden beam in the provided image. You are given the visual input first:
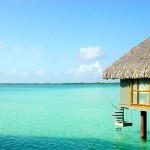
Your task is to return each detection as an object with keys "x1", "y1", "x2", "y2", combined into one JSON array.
[
  {"x1": 137, "y1": 80, "x2": 139, "y2": 105},
  {"x1": 130, "y1": 80, "x2": 133, "y2": 105},
  {"x1": 133, "y1": 90, "x2": 150, "y2": 92},
  {"x1": 141, "y1": 111, "x2": 147, "y2": 139}
]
